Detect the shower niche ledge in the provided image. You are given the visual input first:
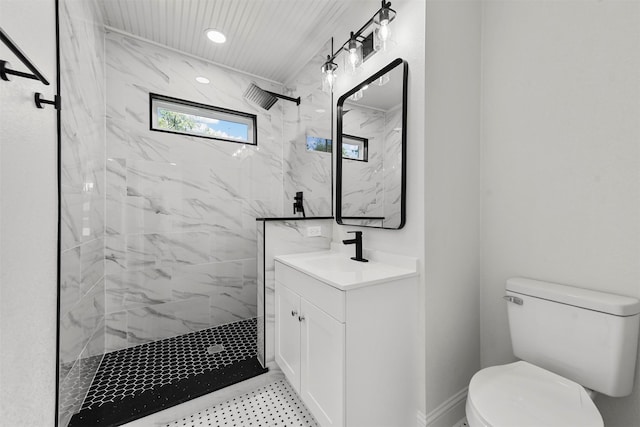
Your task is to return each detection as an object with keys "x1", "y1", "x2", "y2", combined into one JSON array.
[{"x1": 274, "y1": 249, "x2": 418, "y2": 427}]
